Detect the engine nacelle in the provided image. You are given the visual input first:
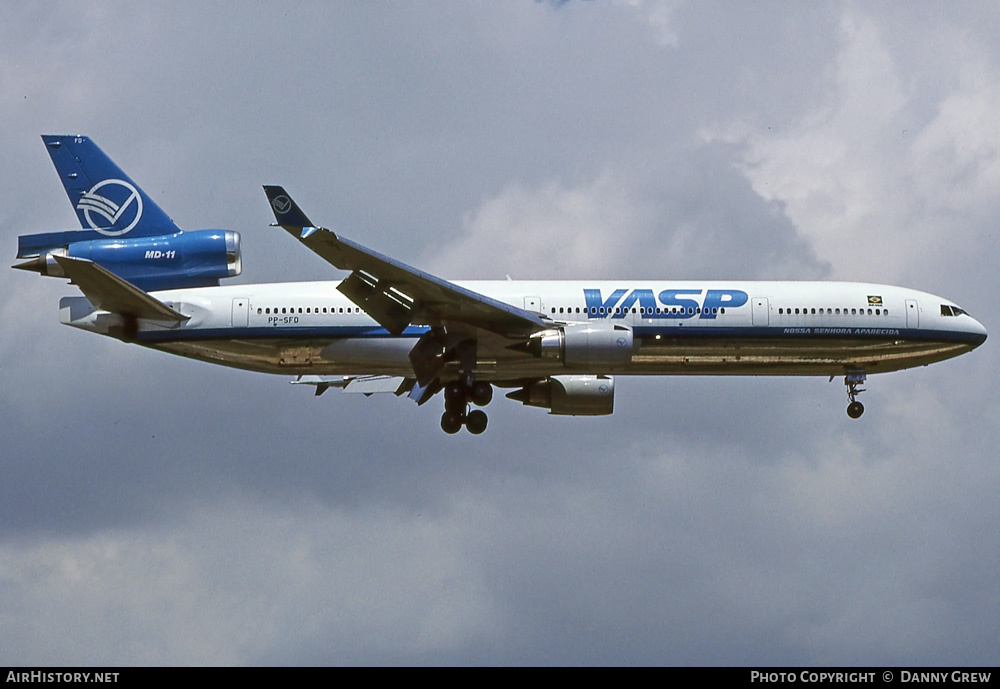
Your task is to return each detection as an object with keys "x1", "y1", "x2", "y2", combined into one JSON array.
[
  {"x1": 506, "y1": 375, "x2": 615, "y2": 416},
  {"x1": 15, "y1": 229, "x2": 241, "y2": 291},
  {"x1": 525, "y1": 322, "x2": 634, "y2": 369}
]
